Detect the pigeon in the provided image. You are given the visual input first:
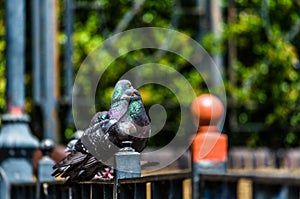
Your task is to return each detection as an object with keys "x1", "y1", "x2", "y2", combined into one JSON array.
[
  {"x1": 52, "y1": 79, "x2": 150, "y2": 184},
  {"x1": 107, "y1": 88, "x2": 151, "y2": 152},
  {"x1": 81, "y1": 86, "x2": 151, "y2": 161},
  {"x1": 52, "y1": 80, "x2": 132, "y2": 183},
  {"x1": 52, "y1": 120, "x2": 111, "y2": 184}
]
